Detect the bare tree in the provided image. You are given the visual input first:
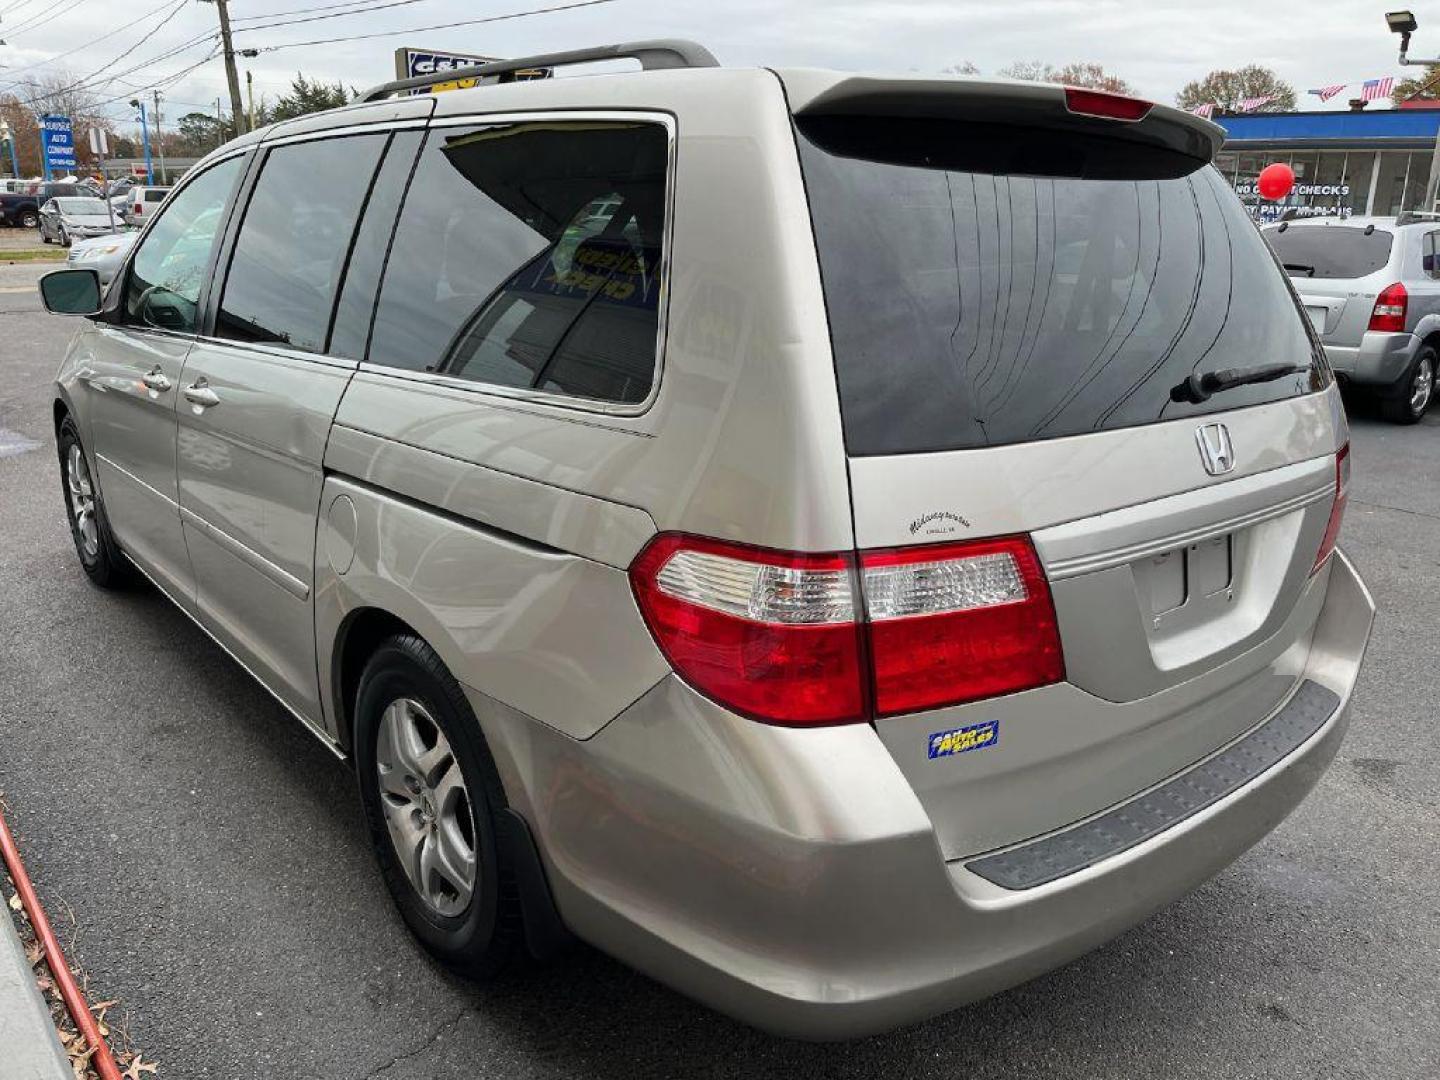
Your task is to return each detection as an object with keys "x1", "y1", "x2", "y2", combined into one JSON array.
[
  {"x1": 997, "y1": 61, "x2": 1134, "y2": 94},
  {"x1": 1176, "y1": 66, "x2": 1297, "y2": 113},
  {"x1": 941, "y1": 61, "x2": 980, "y2": 76}
]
